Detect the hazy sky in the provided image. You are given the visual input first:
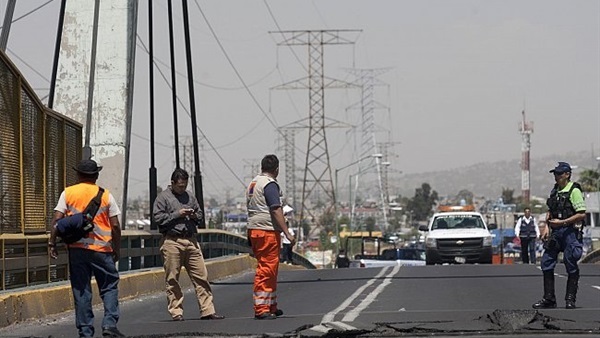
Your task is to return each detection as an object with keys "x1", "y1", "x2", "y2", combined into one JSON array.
[{"x1": 3, "y1": 0, "x2": 599, "y2": 201}]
